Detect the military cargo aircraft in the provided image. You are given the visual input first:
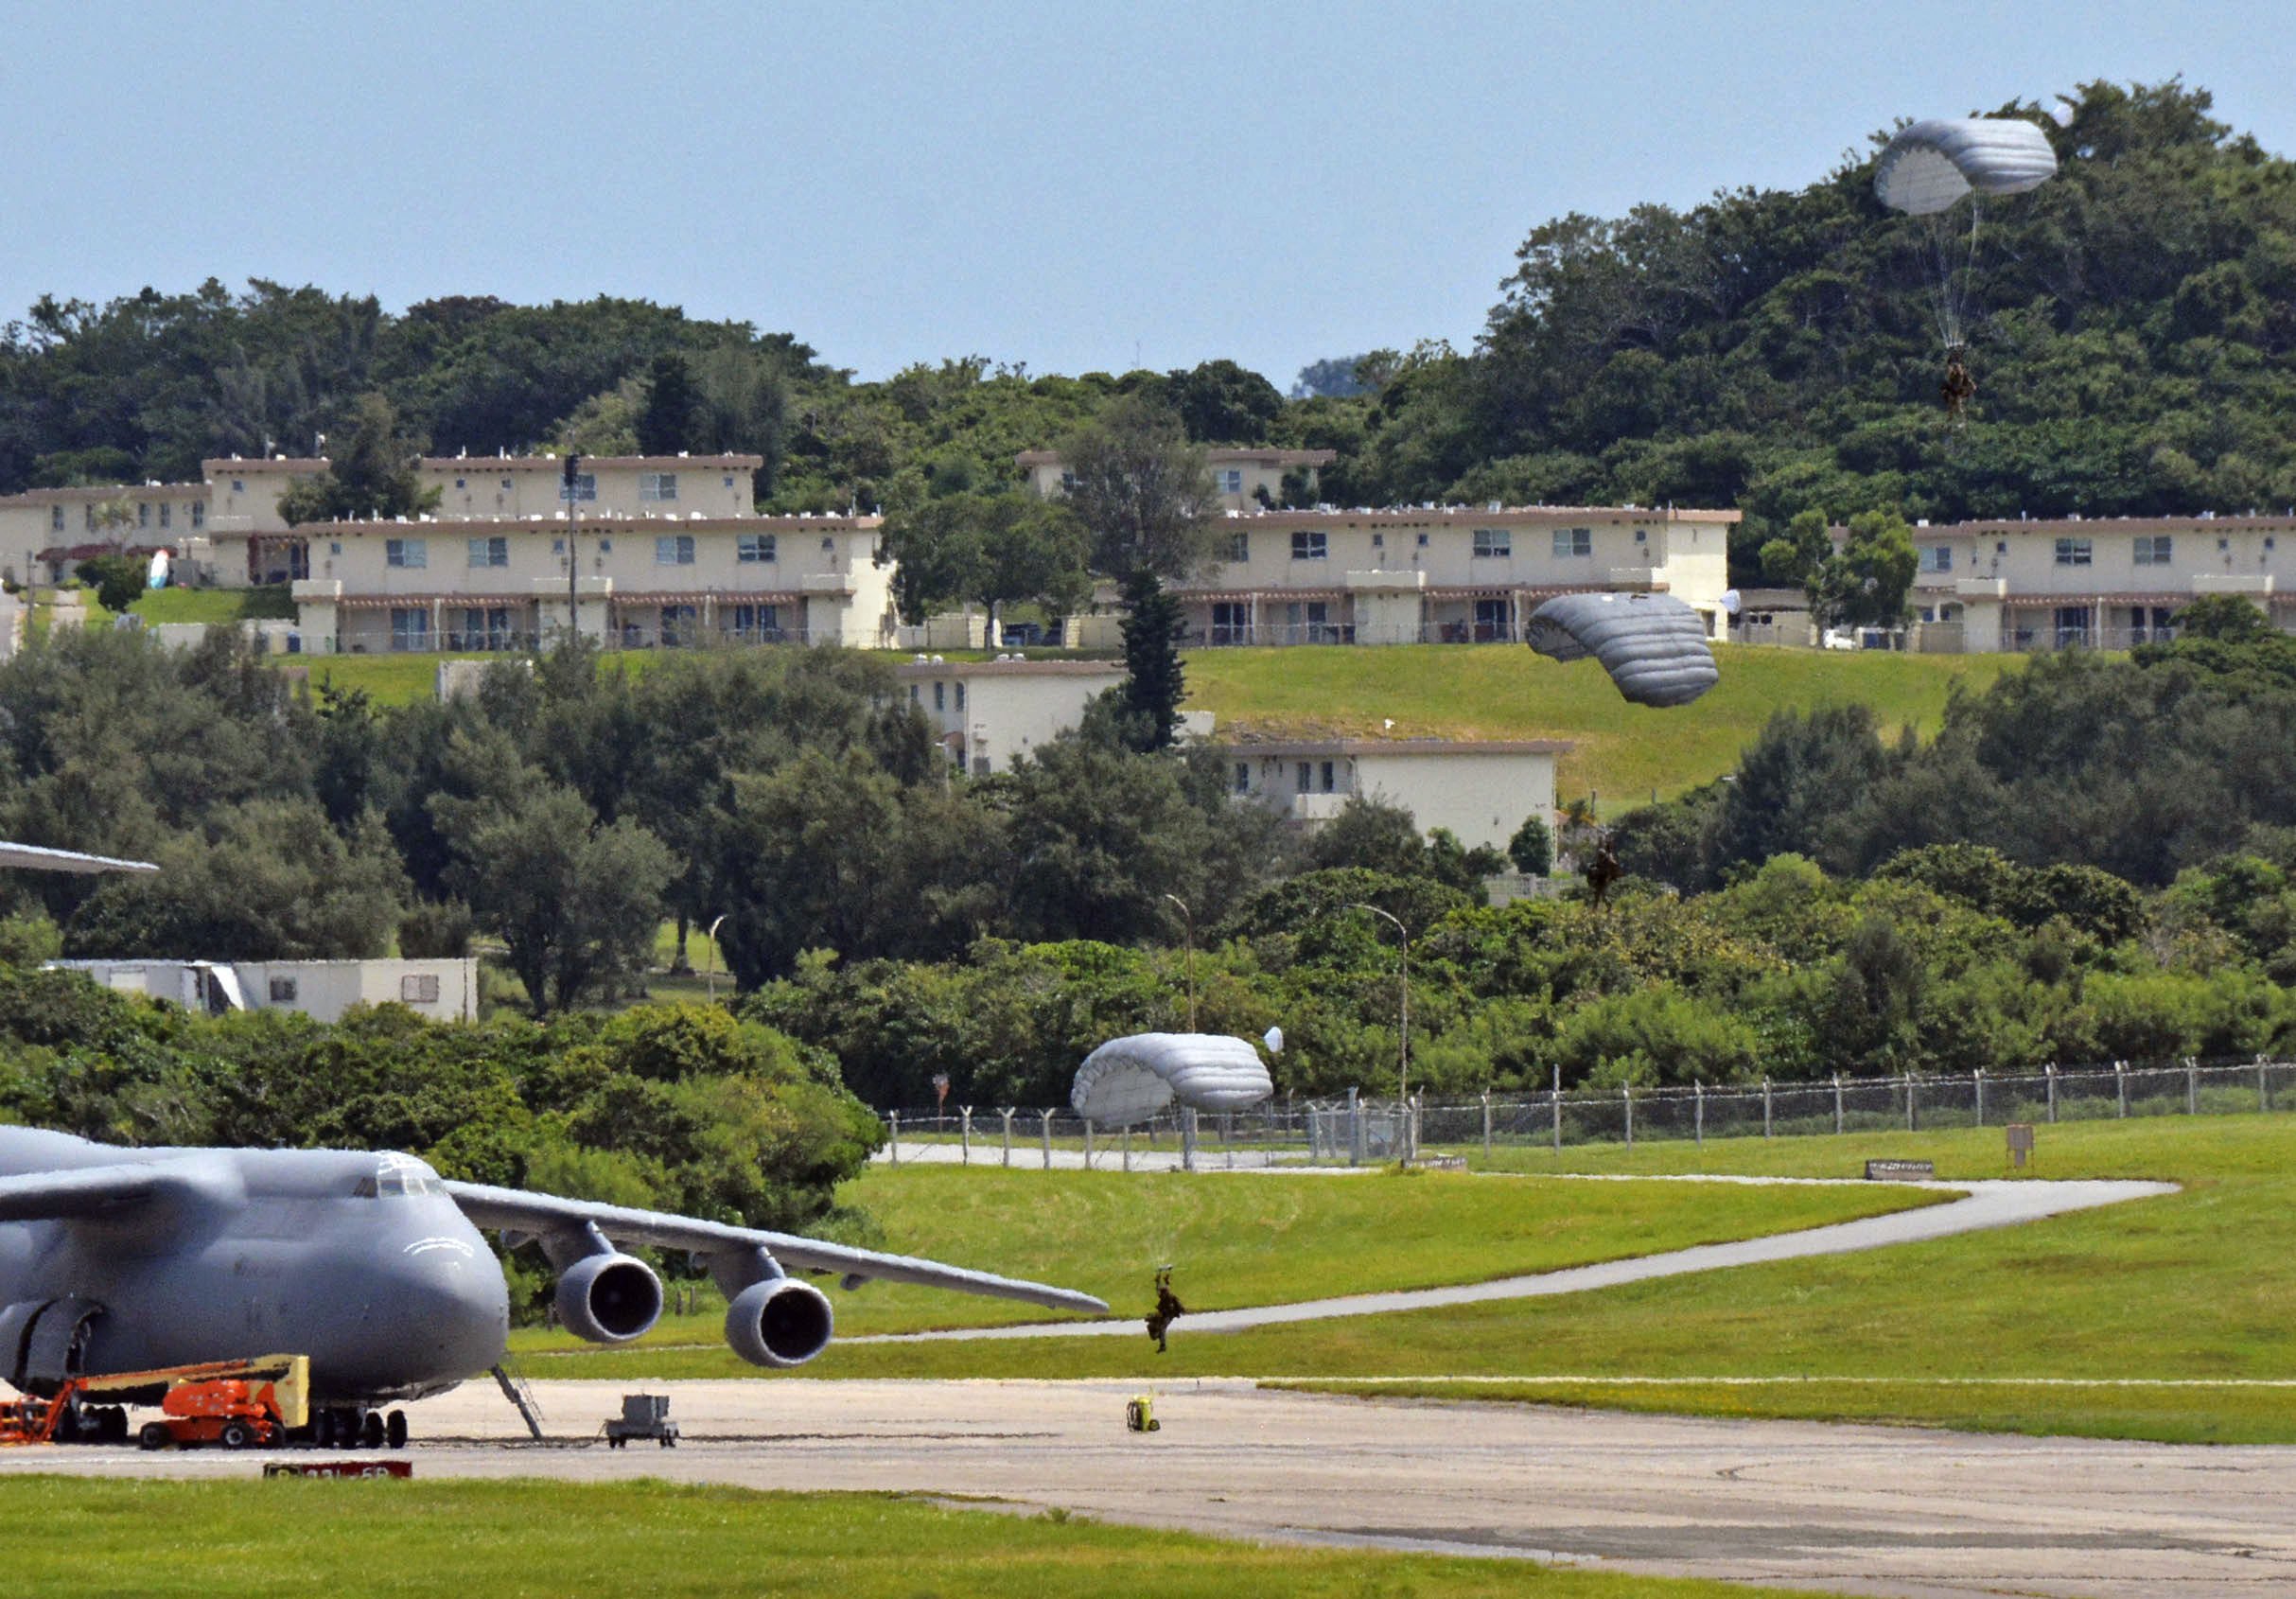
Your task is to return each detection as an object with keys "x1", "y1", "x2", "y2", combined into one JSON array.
[{"x1": 0, "y1": 839, "x2": 1106, "y2": 1444}]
